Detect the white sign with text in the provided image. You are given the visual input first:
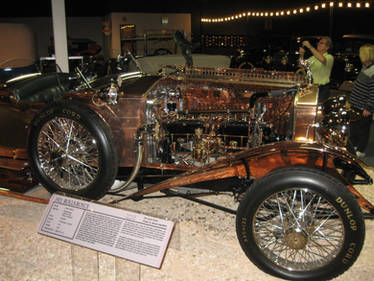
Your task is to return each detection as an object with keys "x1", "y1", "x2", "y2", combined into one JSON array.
[{"x1": 38, "y1": 194, "x2": 174, "y2": 268}]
